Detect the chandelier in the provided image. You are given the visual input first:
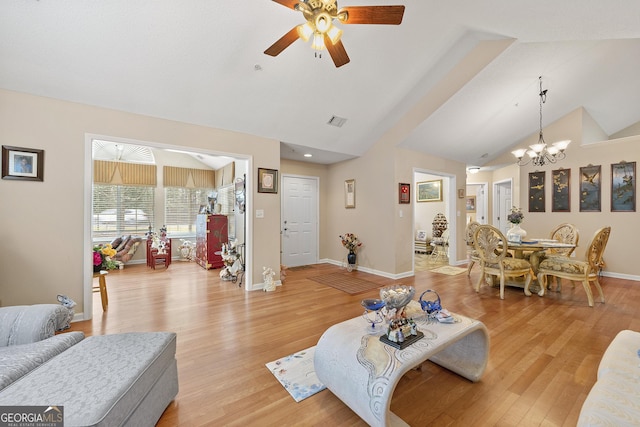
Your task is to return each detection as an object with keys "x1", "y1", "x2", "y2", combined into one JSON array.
[{"x1": 512, "y1": 76, "x2": 571, "y2": 166}]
